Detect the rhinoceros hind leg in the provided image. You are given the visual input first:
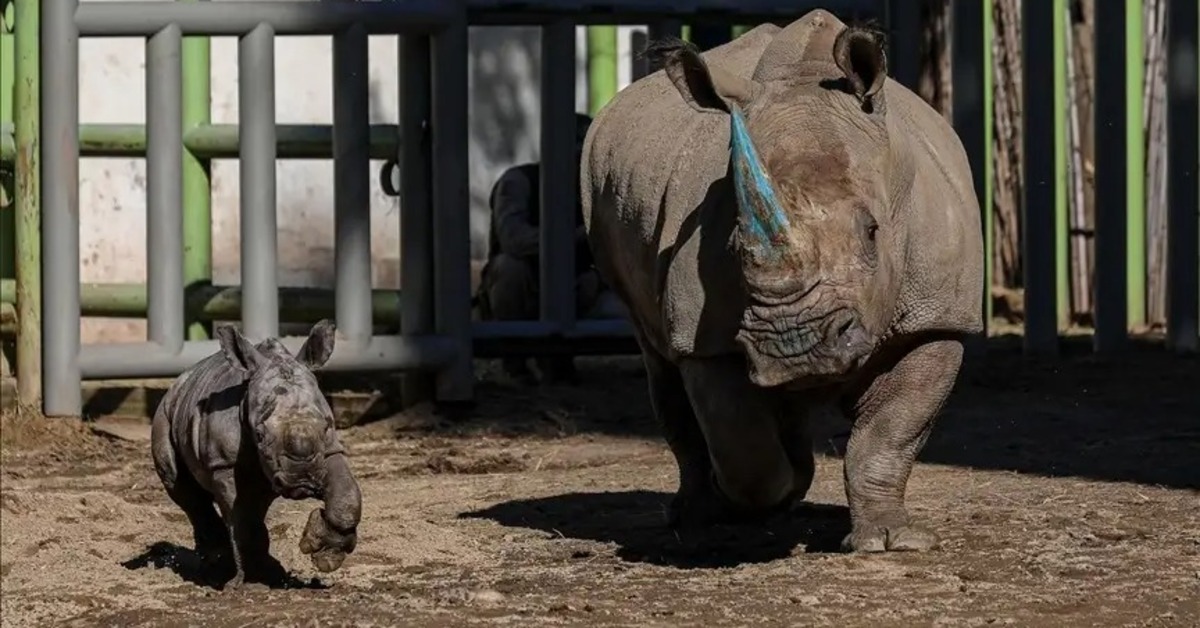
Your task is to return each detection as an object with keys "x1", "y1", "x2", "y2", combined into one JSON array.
[
  {"x1": 679, "y1": 356, "x2": 796, "y2": 519},
  {"x1": 839, "y1": 335, "x2": 964, "y2": 553},
  {"x1": 638, "y1": 344, "x2": 725, "y2": 528}
]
